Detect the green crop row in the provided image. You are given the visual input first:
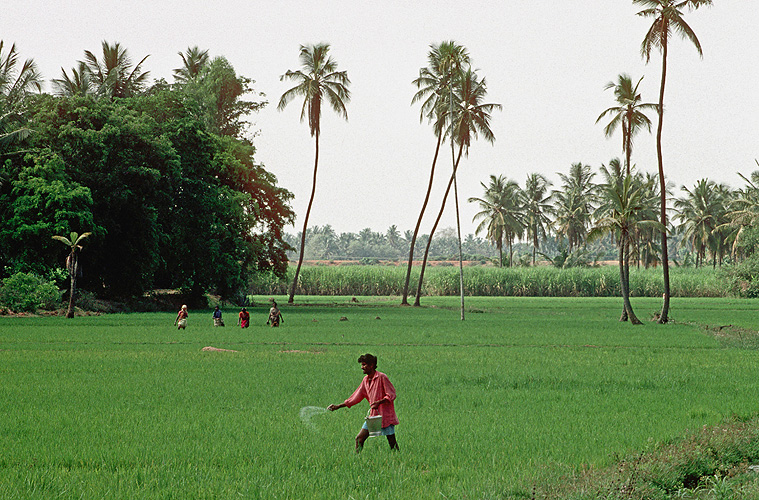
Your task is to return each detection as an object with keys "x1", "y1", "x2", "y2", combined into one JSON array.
[{"x1": 249, "y1": 265, "x2": 730, "y2": 298}]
